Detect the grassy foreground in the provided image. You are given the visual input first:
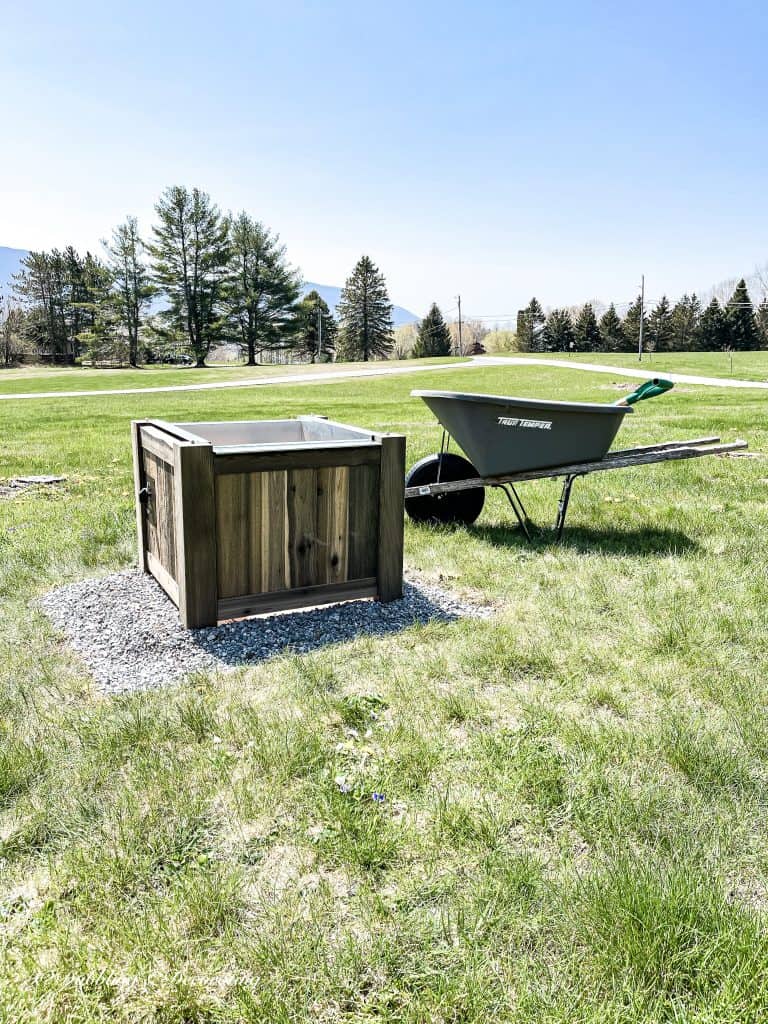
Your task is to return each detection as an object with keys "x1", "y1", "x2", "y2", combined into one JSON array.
[{"x1": 1, "y1": 362, "x2": 767, "y2": 1022}]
